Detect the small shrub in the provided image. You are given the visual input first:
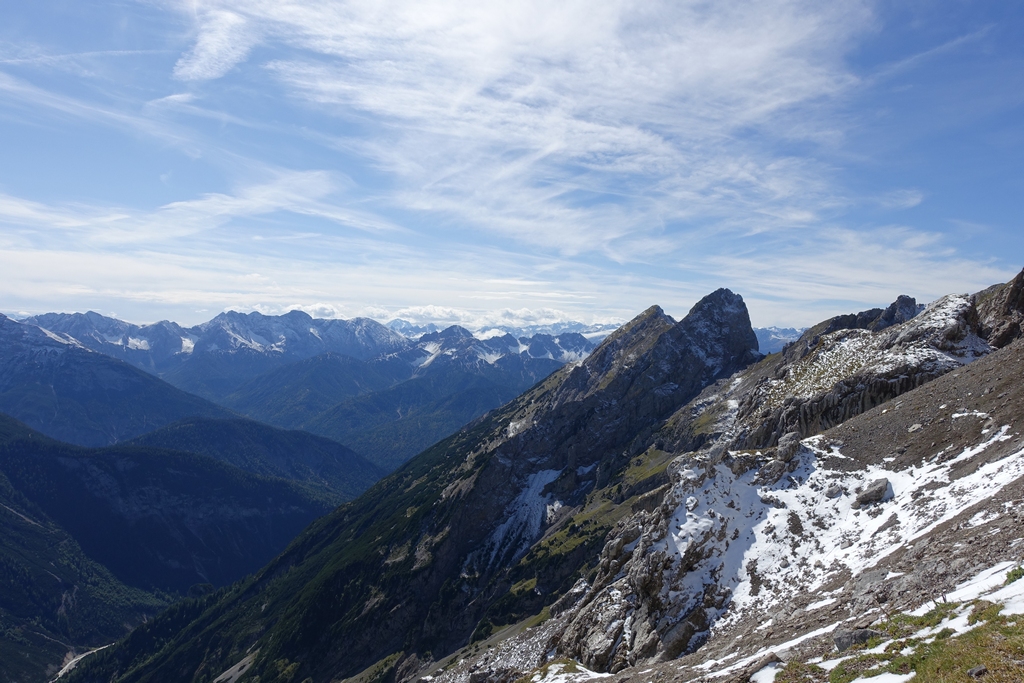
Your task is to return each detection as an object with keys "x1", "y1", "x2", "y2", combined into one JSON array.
[{"x1": 1005, "y1": 565, "x2": 1024, "y2": 586}]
